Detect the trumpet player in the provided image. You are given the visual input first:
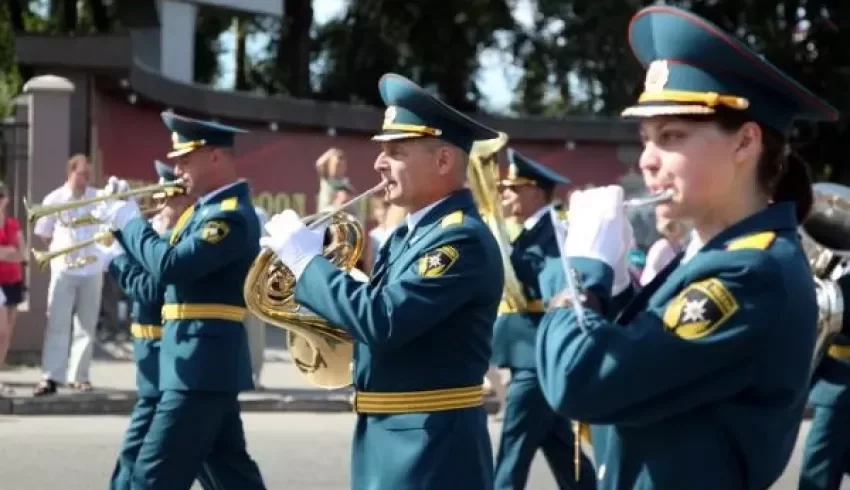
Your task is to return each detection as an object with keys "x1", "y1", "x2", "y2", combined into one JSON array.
[
  {"x1": 491, "y1": 149, "x2": 594, "y2": 490},
  {"x1": 33, "y1": 153, "x2": 105, "y2": 396},
  {"x1": 800, "y1": 260, "x2": 850, "y2": 489},
  {"x1": 102, "y1": 161, "x2": 218, "y2": 490},
  {"x1": 534, "y1": 6, "x2": 837, "y2": 490},
  {"x1": 262, "y1": 73, "x2": 504, "y2": 490},
  {"x1": 91, "y1": 113, "x2": 267, "y2": 490}
]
